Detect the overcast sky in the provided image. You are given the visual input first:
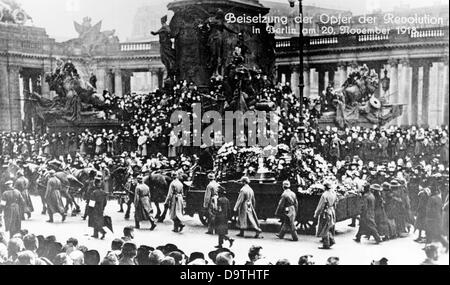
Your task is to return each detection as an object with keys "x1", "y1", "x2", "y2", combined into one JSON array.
[{"x1": 16, "y1": 0, "x2": 448, "y2": 42}]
